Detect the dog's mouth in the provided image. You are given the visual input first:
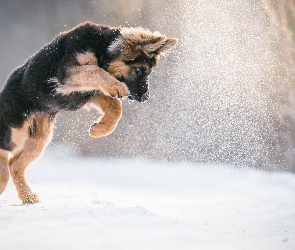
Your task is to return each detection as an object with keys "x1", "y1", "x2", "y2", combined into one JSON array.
[
  {"x1": 117, "y1": 76, "x2": 150, "y2": 103},
  {"x1": 128, "y1": 92, "x2": 149, "y2": 103}
]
